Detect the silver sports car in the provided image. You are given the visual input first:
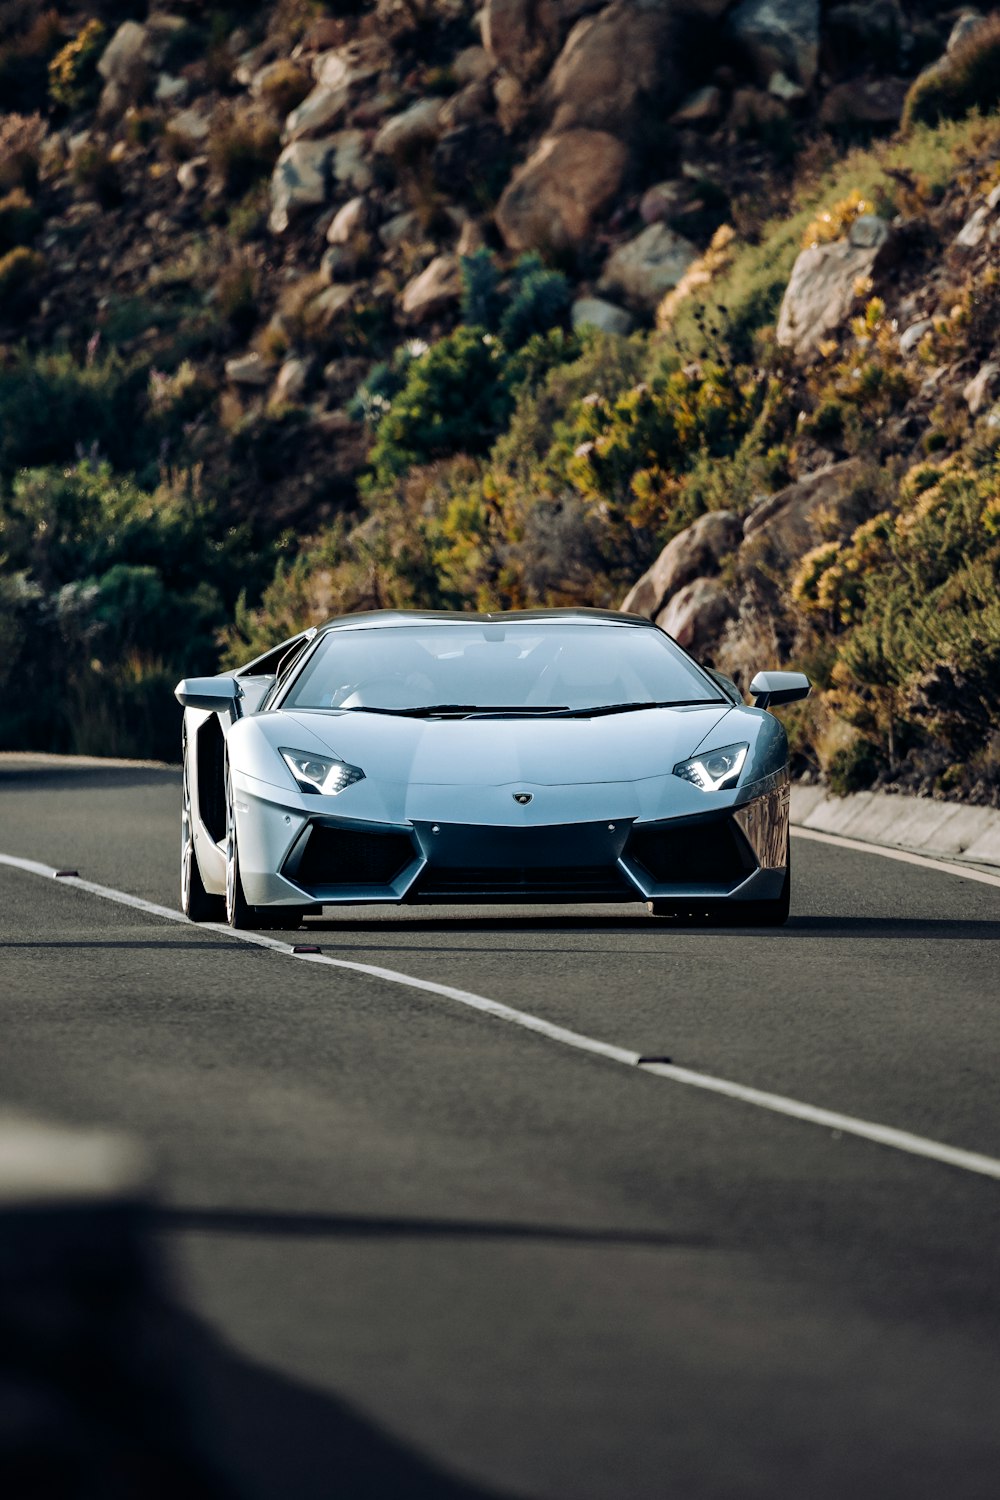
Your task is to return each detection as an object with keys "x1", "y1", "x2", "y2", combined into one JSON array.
[{"x1": 175, "y1": 609, "x2": 809, "y2": 929}]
